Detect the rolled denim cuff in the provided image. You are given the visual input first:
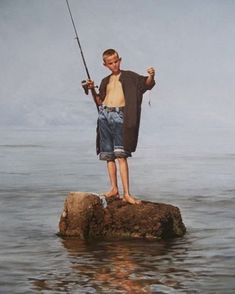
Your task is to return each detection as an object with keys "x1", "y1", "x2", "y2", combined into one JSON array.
[
  {"x1": 99, "y1": 152, "x2": 116, "y2": 161},
  {"x1": 99, "y1": 150, "x2": 131, "y2": 161},
  {"x1": 114, "y1": 148, "x2": 131, "y2": 159}
]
